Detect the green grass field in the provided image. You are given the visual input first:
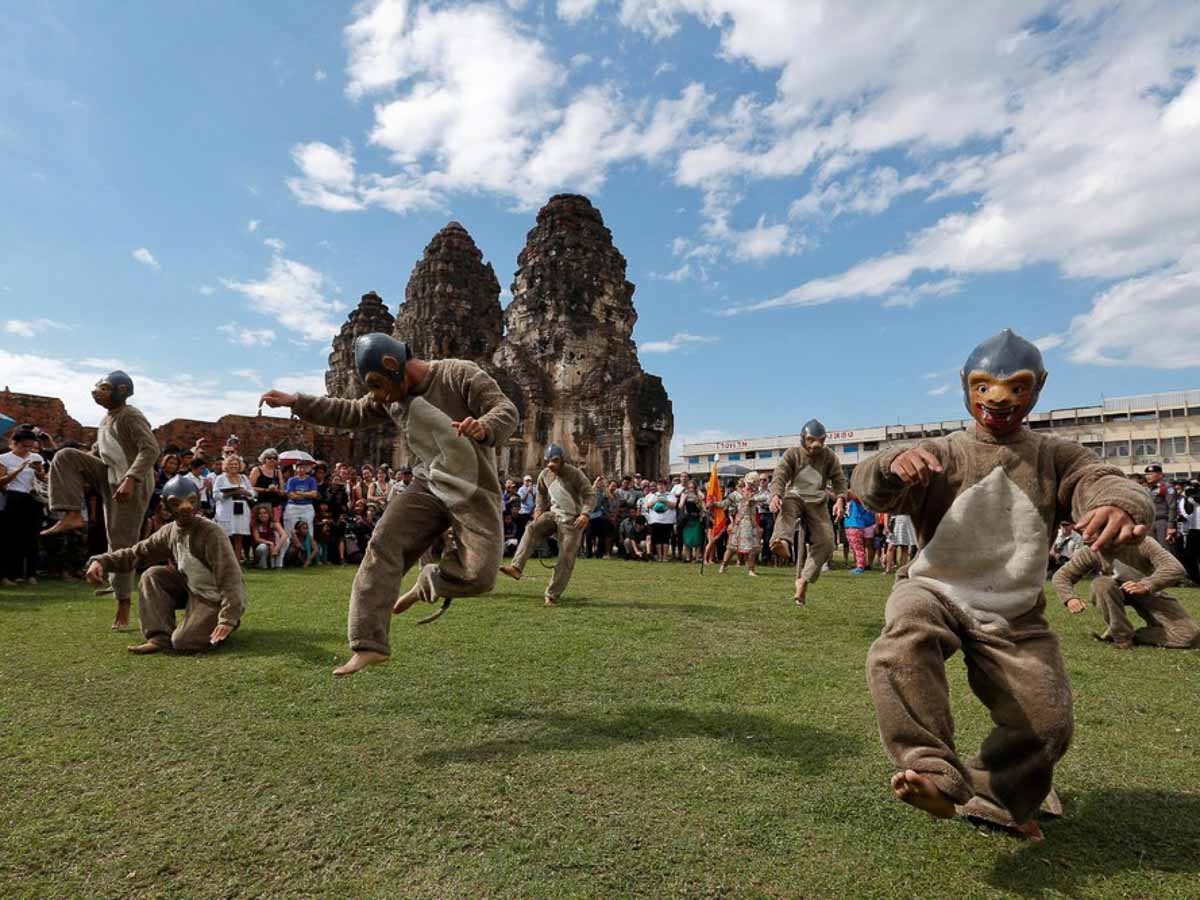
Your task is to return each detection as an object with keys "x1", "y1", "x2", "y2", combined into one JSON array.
[{"x1": 2, "y1": 559, "x2": 1198, "y2": 898}]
